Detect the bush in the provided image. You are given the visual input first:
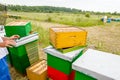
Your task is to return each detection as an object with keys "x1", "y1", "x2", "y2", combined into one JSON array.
[{"x1": 85, "y1": 13, "x2": 90, "y2": 18}]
